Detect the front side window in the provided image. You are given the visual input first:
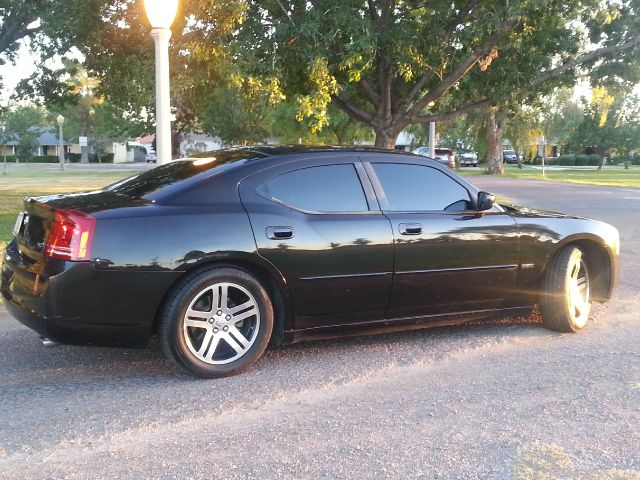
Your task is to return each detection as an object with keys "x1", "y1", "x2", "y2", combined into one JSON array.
[
  {"x1": 257, "y1": 164, "x2": 369, "y2": 213},
  {"x1": 372, "y1": 163, "x2": 471, "y2": 212}
]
